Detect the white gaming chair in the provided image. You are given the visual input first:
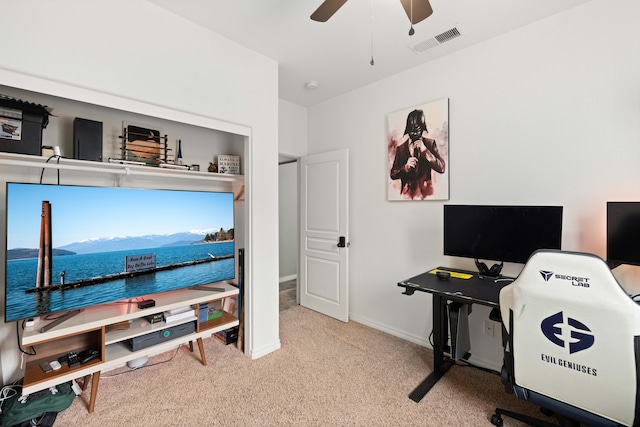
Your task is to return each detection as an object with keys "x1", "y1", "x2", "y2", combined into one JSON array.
[{"x1": 492, "y1": 249, "x2": 640, "y2": 427}]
